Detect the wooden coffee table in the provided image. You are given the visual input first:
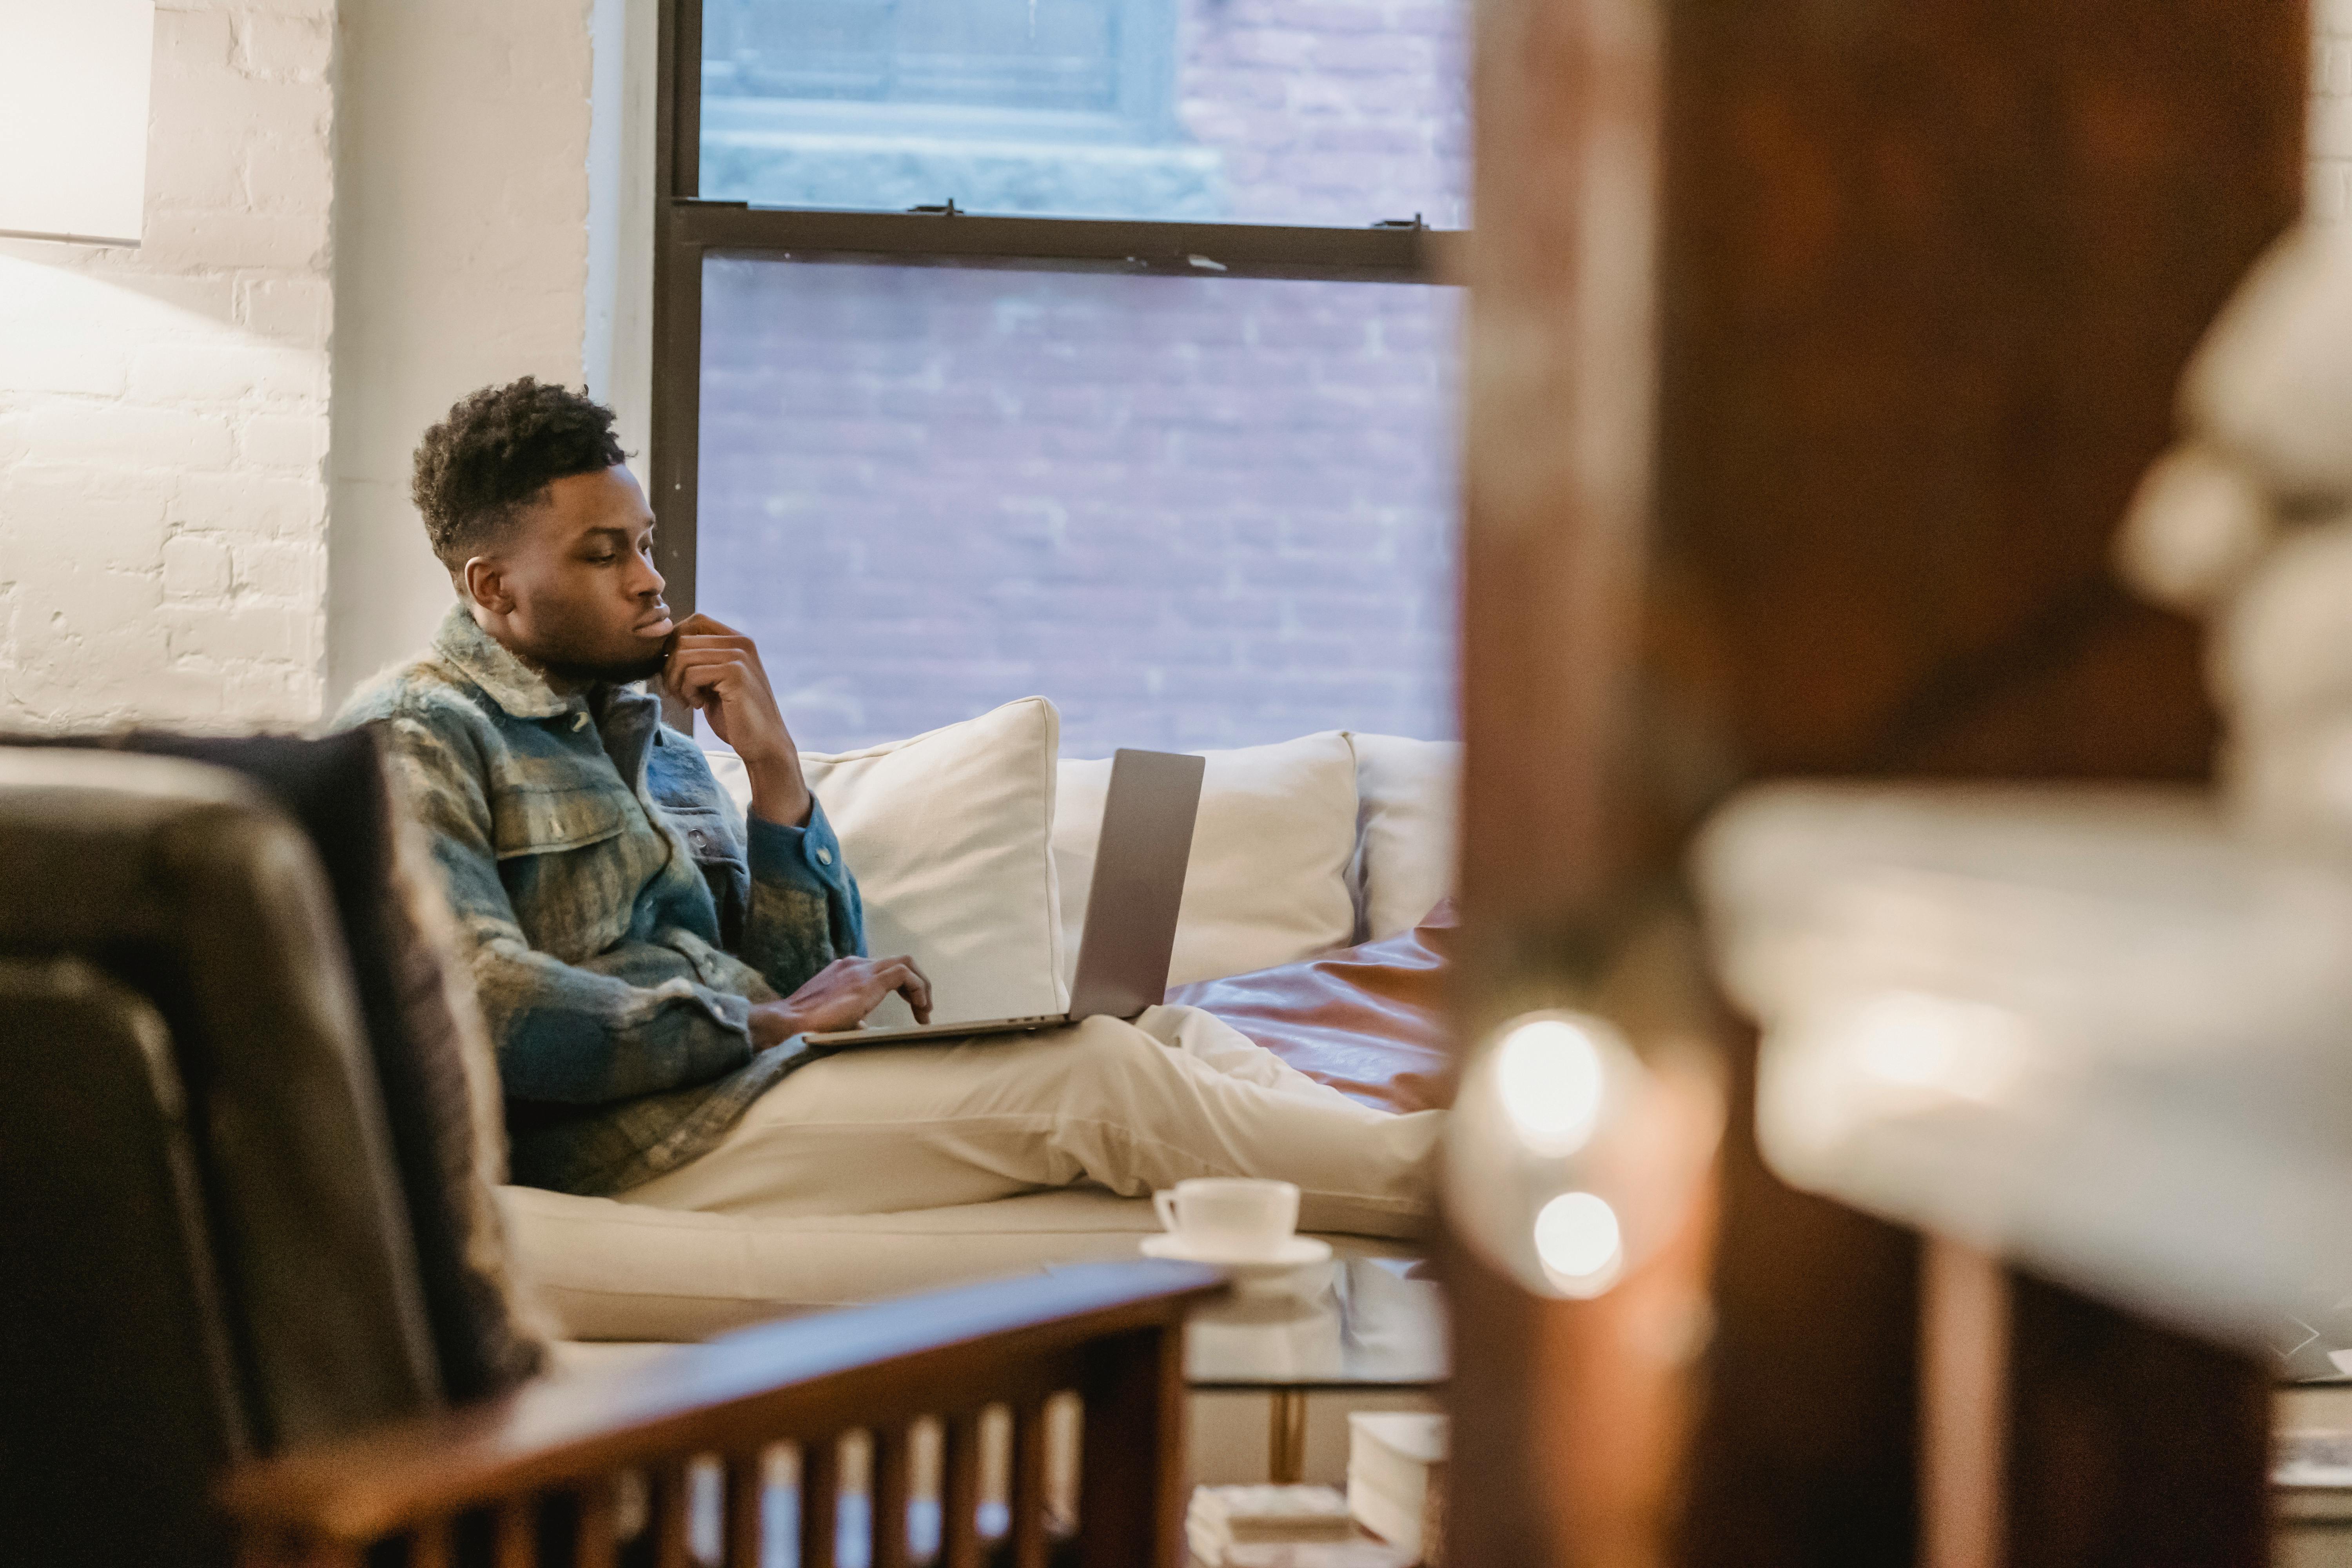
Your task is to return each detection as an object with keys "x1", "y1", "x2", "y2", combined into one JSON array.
[{"x1": 1180, "y1": 1253, "x2": 1449, "y2": 1483}]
